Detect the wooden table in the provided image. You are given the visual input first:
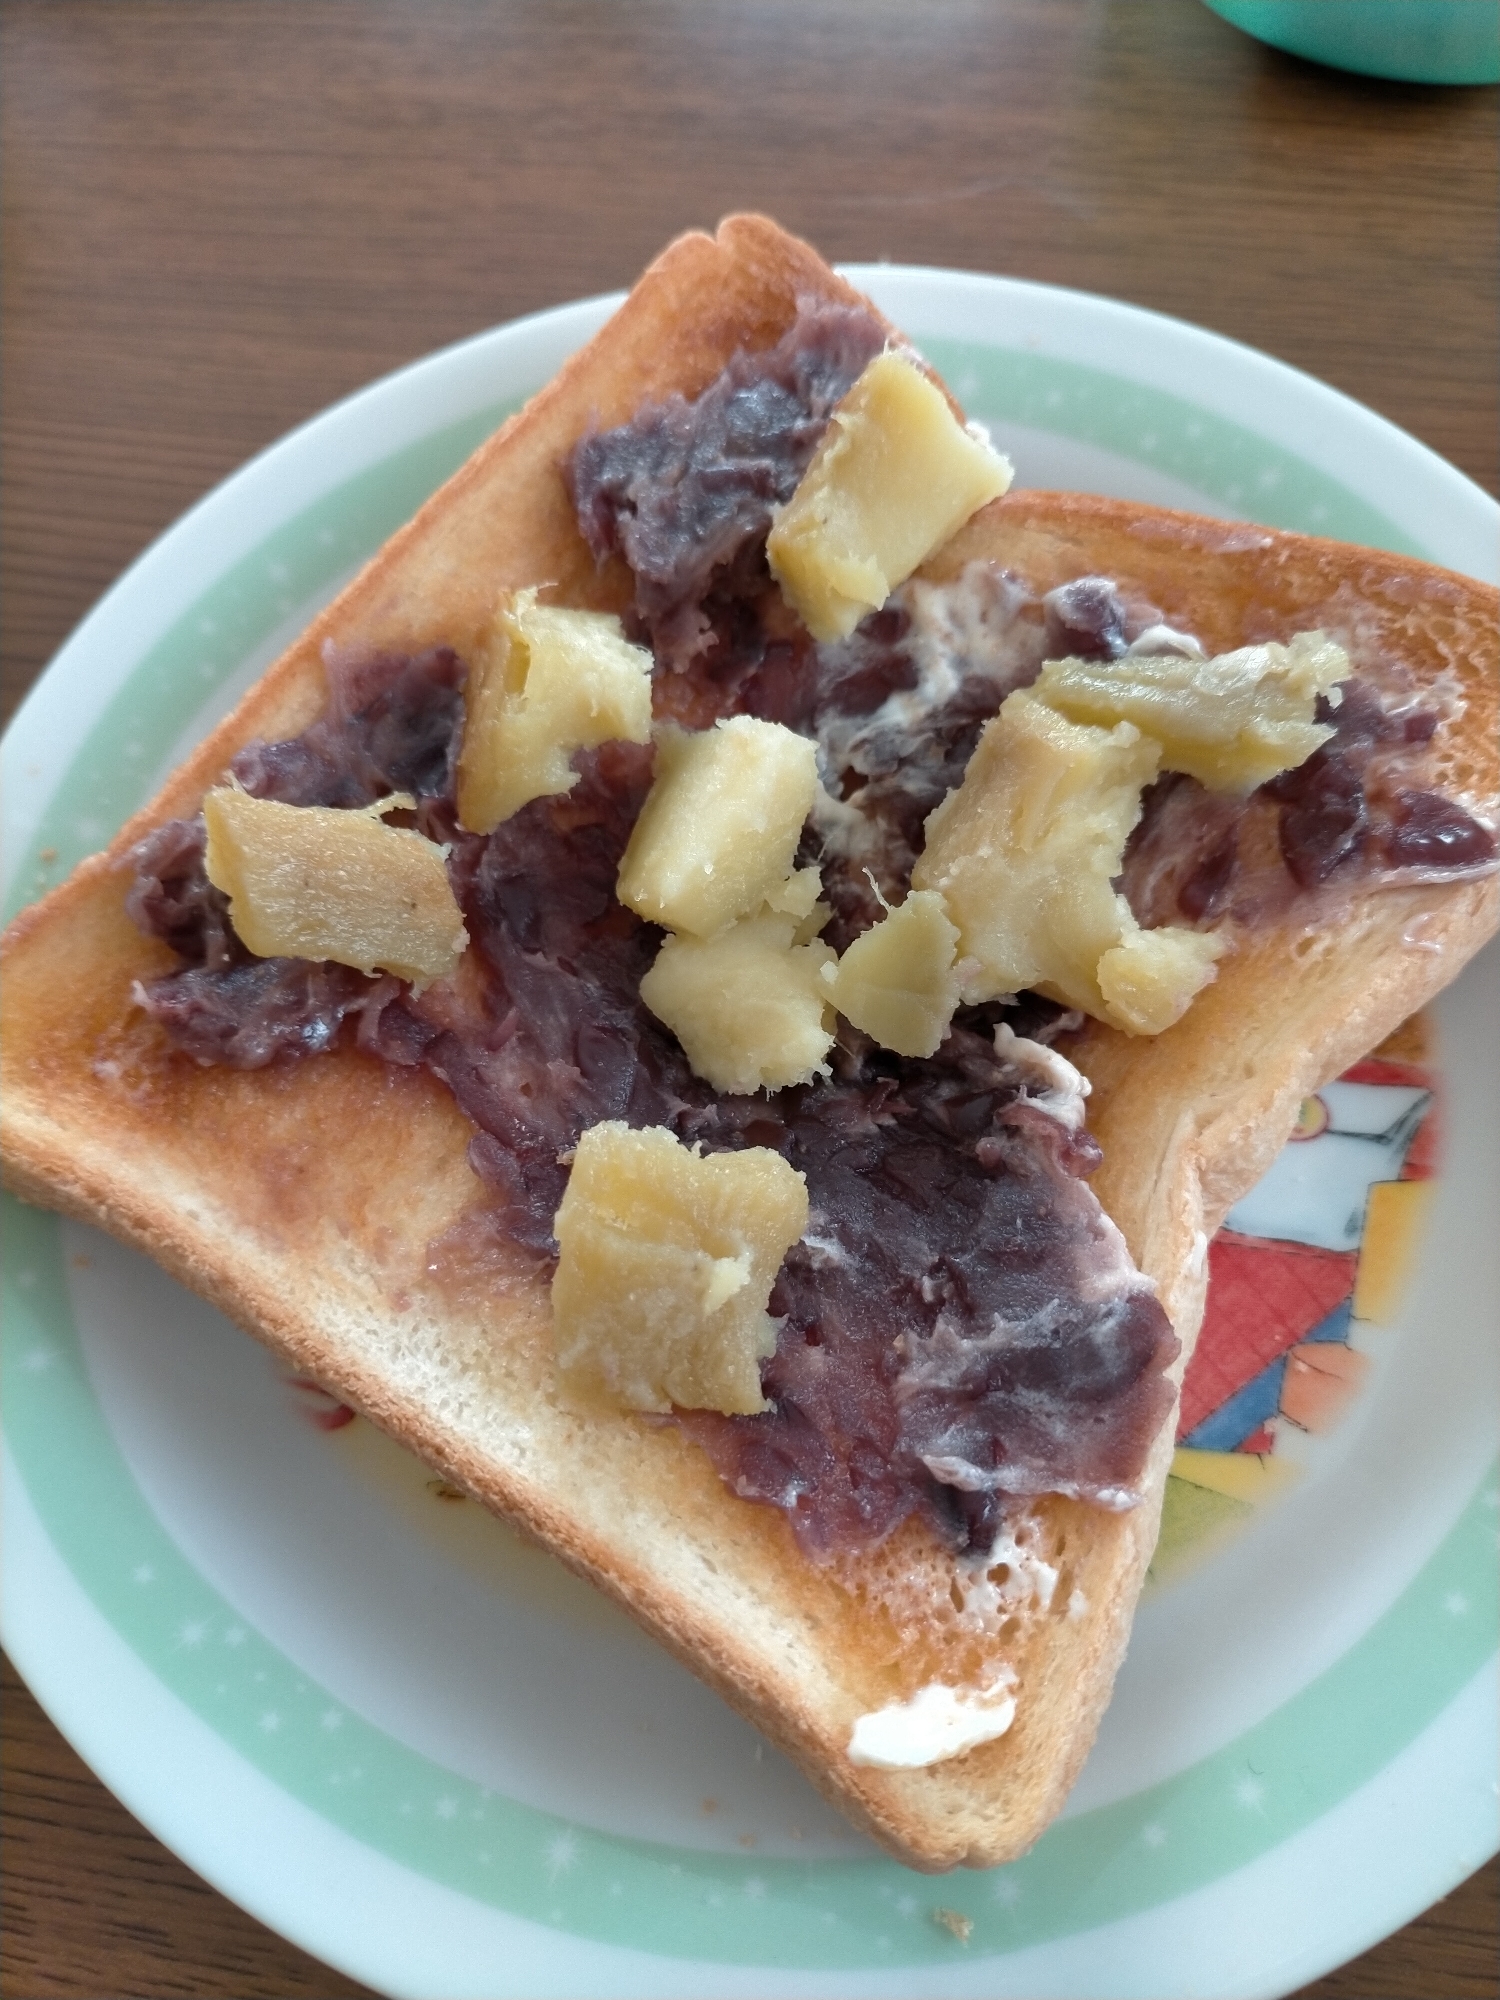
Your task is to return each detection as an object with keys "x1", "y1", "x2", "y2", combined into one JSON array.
[{"x1": 2, "y1": 3, "x2": 1495, "y2": 1994}]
